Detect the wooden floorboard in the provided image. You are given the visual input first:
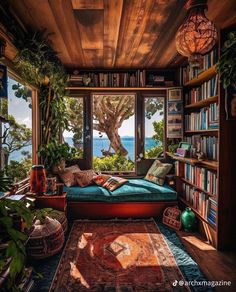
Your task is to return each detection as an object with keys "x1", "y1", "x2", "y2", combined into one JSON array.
[{"x1": 177, "y1": 231, "x2": 236, "y2": 291}]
